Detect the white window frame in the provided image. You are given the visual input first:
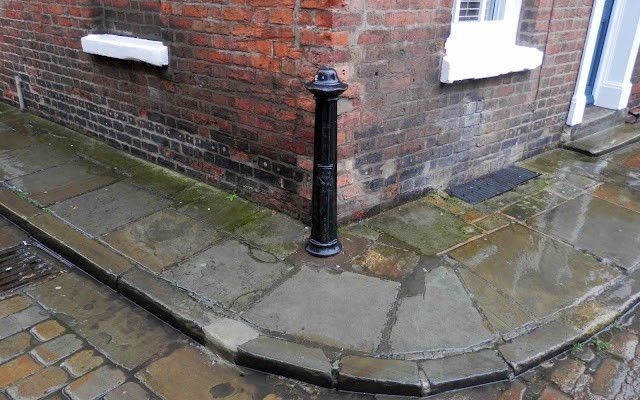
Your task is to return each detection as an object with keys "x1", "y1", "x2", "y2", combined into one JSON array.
[{"x1": 441, "y1": 0, "x2": 543, "y2": 83}]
